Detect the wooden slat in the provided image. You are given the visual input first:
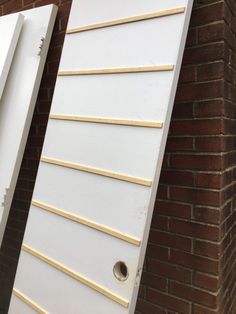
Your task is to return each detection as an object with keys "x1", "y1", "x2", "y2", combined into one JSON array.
[
  {"x1": 41, "y1": 156, "x2": 152, "y2": 187},
  {"x1": 13, "y1": 289, "x2": 48, "y2": 314},
  {"x1": 58, "y1": 65, "x2": 174, "y2": 76},
  {"x1": 32, "y1": 200, "x2": 141, "y2": 246},
  {"x1": 66, "y1": 7, "x2": 185, "y2": 34},
  {"x1": 49, "y1": 114, "x2": 163, "y2": 128},
  {"x1": 22, "y1": 244, "x2": 129, "y2": 308}
]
